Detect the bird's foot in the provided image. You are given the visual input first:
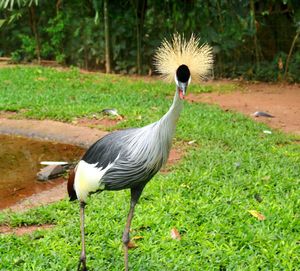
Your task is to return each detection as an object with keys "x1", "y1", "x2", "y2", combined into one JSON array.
[
  {"x1": 77, "y1": 262, "x2": 88, "y2": 271},
  {"x1": 77, "y1": 255, "x2": 88, "y2": 271}
]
